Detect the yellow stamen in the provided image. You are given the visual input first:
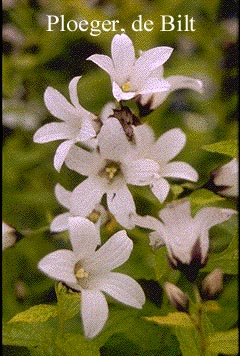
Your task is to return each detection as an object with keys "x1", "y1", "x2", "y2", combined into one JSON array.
[
  {"x1": 121, "y1": 81, "x2": 131, "y2": 92},
  {"x1": 88, "y1": 210, "x2": 100, "y2": 223},
  {"x1": 106, "y1": 166, "x2": 118, "y2": 180},
  {"x1": 75, "y1": 268, "x2": 89, "y2": 279}
]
